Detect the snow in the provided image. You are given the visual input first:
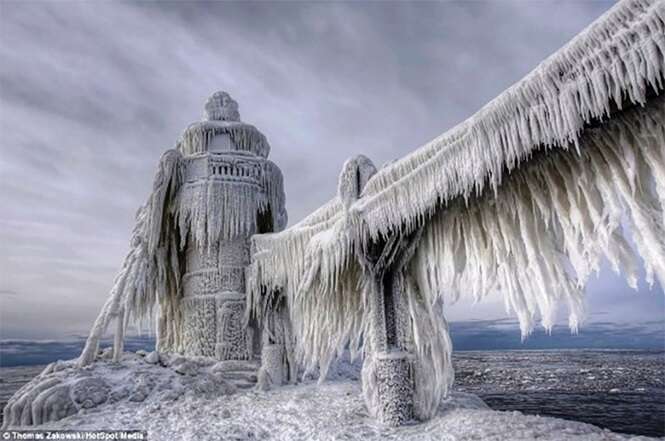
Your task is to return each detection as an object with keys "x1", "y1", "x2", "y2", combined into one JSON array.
[{"x1": 4, "y1": 353, "x2": 658, "y2": 441}]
